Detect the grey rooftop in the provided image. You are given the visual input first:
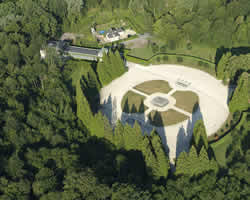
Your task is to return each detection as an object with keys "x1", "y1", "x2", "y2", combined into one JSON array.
[{"x1": 47, "y1": 41, "x2": 107, "y2": 57}]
